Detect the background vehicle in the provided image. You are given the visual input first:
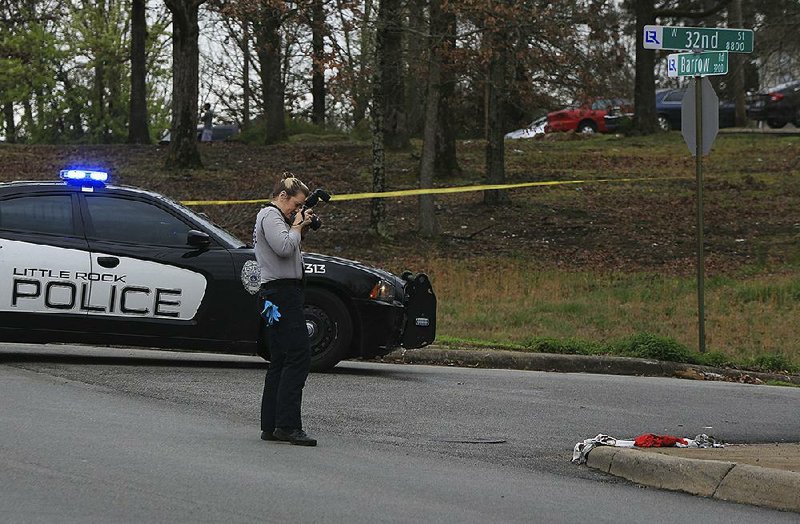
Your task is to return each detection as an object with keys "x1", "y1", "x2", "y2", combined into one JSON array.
[
  {"x1": 545, "y1": 99, "x2": 632, "y2": 134},
  {"x1": 505, "y1": 116, "x2": 547, "y2": 139},
  {"x1": 747, "y1": 79, "x2": 800, "y2": 129},
  {"x1": 158, "y1": 124, "x2": 241, "y2": 144},
  {"x1": 0, "y1": 171, "x2": 436, "y2": 371},
  {"x1": 655, "y1": 88, "x2": 738, "y2": 131}
]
